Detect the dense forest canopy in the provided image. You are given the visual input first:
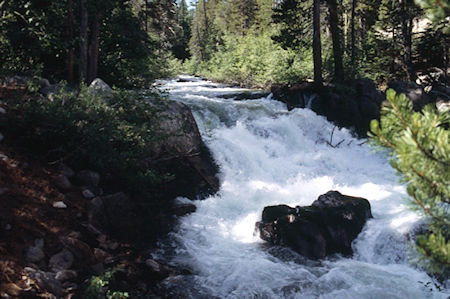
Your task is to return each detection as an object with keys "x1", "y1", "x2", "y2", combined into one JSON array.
[{"x1": 0, "y1": 0, "x2": 448, "y2": 87}]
